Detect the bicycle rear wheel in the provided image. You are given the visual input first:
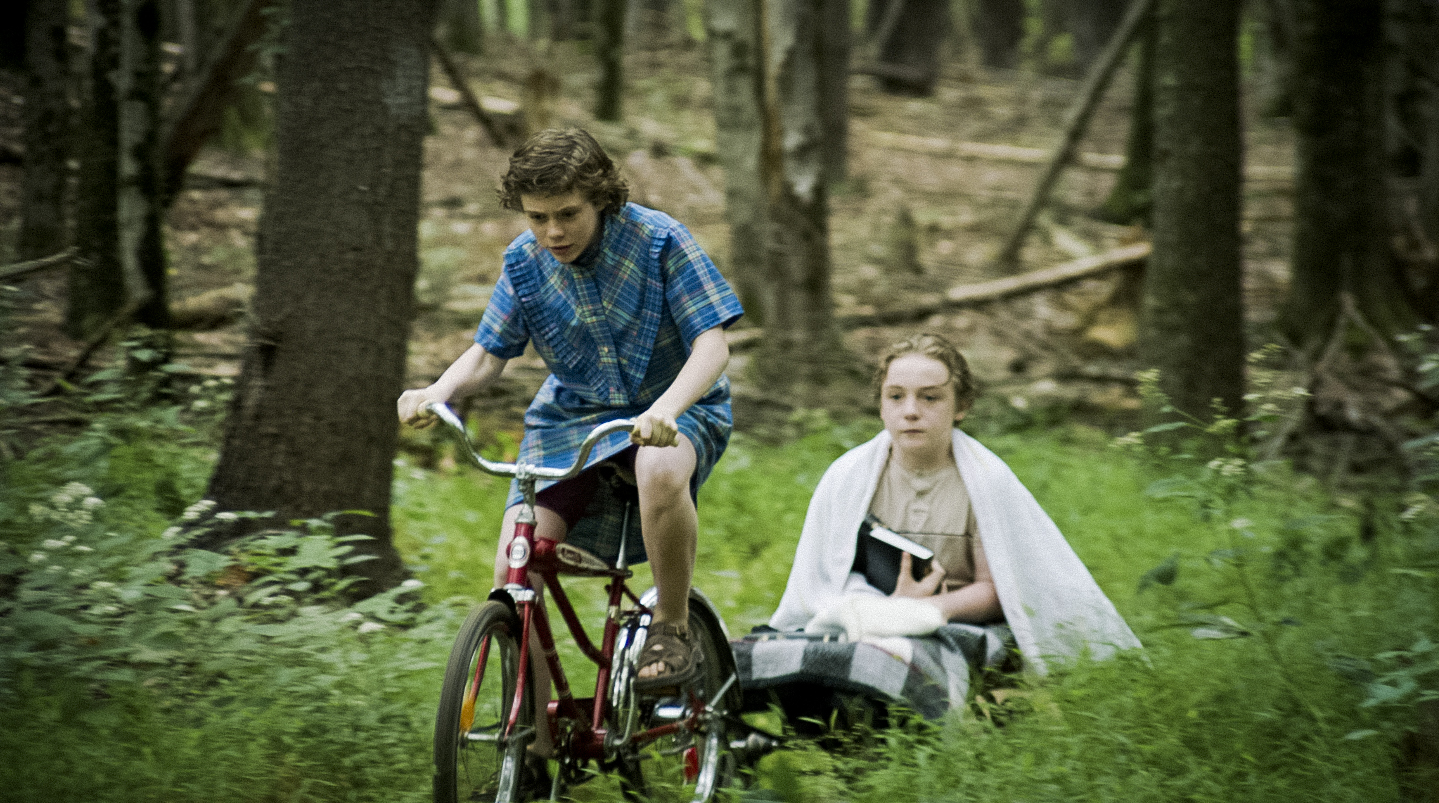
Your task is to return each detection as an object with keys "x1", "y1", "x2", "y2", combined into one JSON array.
[
  {"x1": 618, "y1": 607, "x2": 740, "y2": 803},
  {"x1": 434, "y1": 600, "x2": 534, "y2": 803}
]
